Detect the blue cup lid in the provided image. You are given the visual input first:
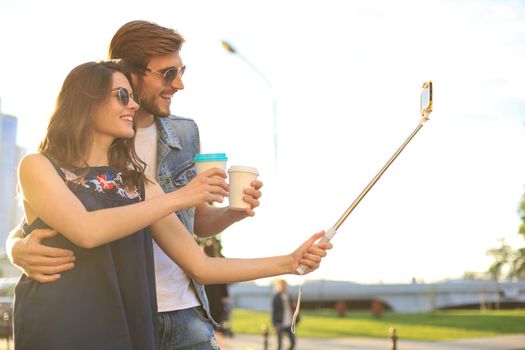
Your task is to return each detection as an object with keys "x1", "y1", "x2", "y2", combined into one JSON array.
[{"x1": 194, "y1": 153, "x2": 228, "y2": 162}]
